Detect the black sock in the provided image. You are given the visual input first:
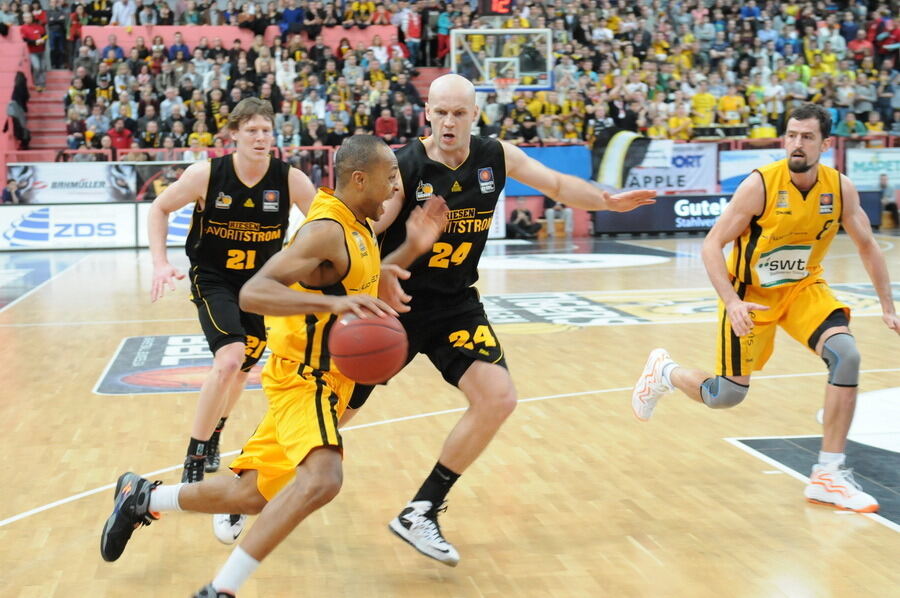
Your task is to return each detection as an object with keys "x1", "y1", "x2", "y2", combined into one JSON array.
[
  {"x1": 186, "y1": 437, "x2": 207, "y2": 459},
  {"x1": 412, "y1": 462, "x2": 460, "y2": 511},
  {"x1": 215, "y1": 417, "x2": 227, "y2": 433}
]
